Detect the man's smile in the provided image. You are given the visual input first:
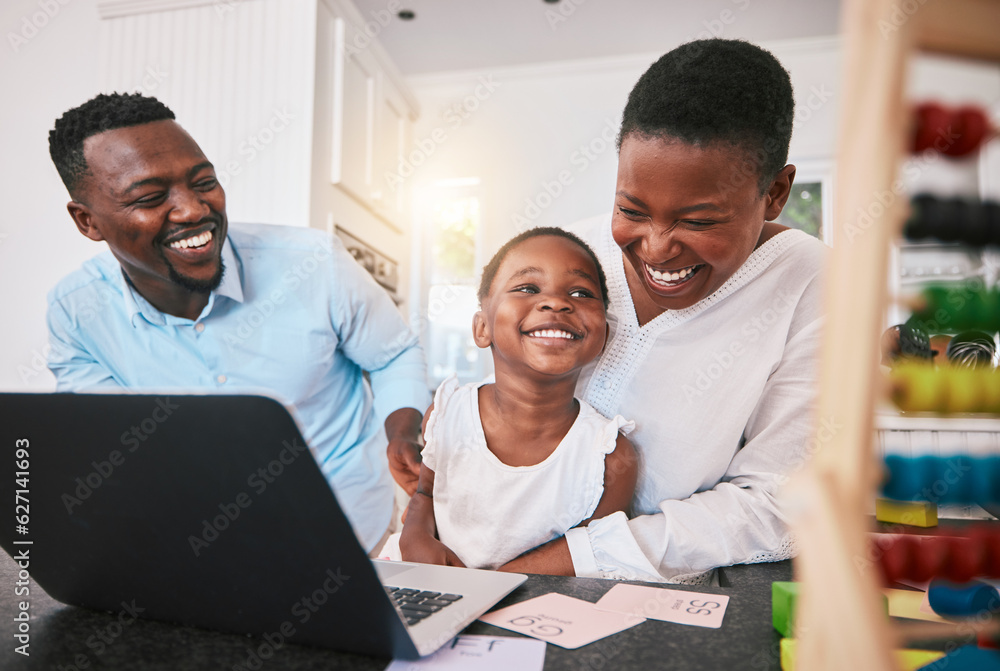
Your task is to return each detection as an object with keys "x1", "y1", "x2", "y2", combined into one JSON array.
[
  {"x1": 162, "y1": 221, "x2": 217, "y2": 250},
  {"x1": 168, "y1": 229, "x2": 213, "y2": 250}
]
